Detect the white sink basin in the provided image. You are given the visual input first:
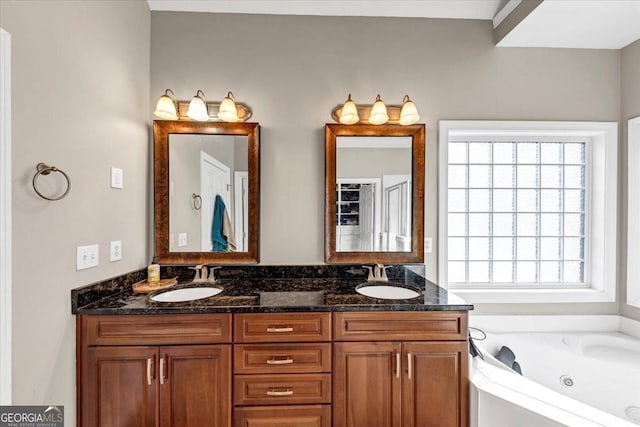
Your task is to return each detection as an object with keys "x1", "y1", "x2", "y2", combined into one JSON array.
[
  {"x1": 356, "y1": 284, "x2": 420, "y2": 300},
  {"x1": 150, "y1": 286, "x2": 223, "y2": 302}
]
